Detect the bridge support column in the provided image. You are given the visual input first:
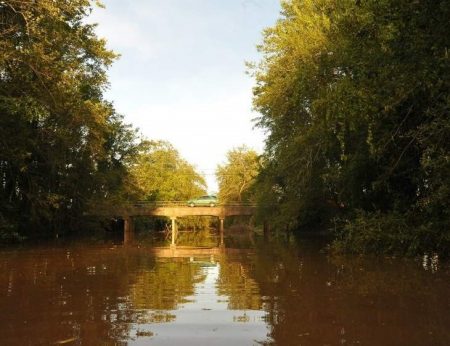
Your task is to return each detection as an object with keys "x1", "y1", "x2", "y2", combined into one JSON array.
[
  {"x1": 124, "y1": 216, "x2": 134, "y2": 245},
  {"x1": 219, "y1": 217, "x2": 225, "y2": 246},
  {"x1": 170, "y1": 217, "x2": 177, "y2": 247}
]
